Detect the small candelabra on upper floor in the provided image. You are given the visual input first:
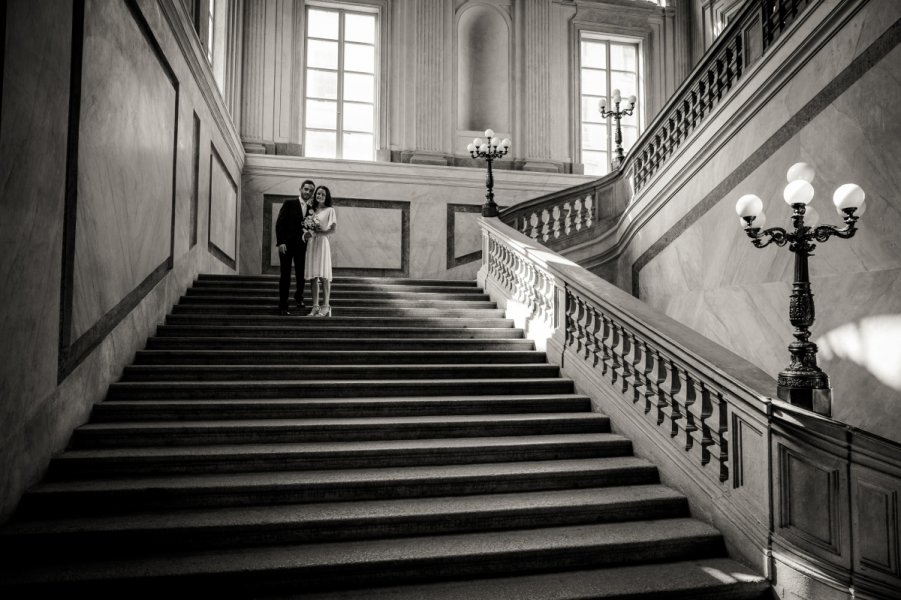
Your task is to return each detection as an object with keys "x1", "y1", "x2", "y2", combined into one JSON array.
[{"x1": 598, "y1": 89, "x2": 636, "y2": 170}]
